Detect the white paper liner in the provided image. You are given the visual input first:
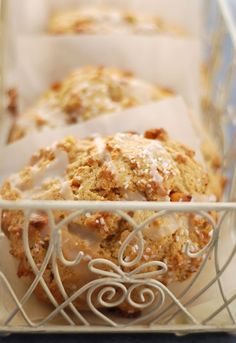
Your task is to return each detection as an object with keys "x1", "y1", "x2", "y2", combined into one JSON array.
[
  {"x1": 1, "y1": 96, "x2": 234, "y2": 327},
  {"x1": 4, "y1": 0, "x2": 203, "y2": 108},
  {"x1": 16, "y1": 35, "x2": 201, "y2": 114},
  {"x1": 0, "y1": 96, "x2": 203, "y2": 181}
]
